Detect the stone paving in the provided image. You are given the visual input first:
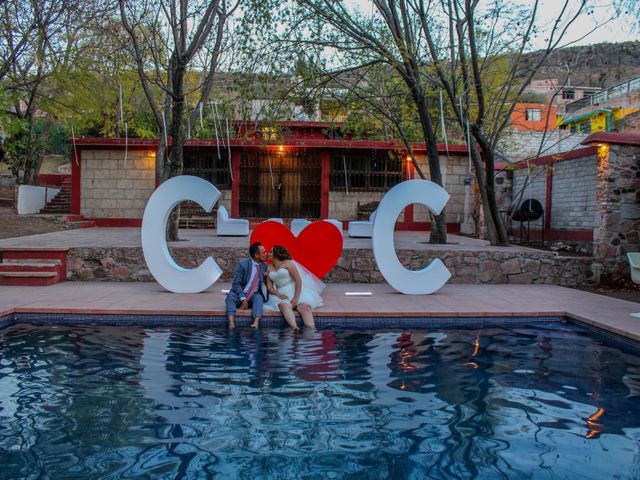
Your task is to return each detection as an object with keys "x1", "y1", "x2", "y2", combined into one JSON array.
[
  {"x1": 1, "y1": 282, "x2": 640, "y2": 342},
  {"x1": 0, "y1": 227, "x2": 527, "y2": 250}
]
